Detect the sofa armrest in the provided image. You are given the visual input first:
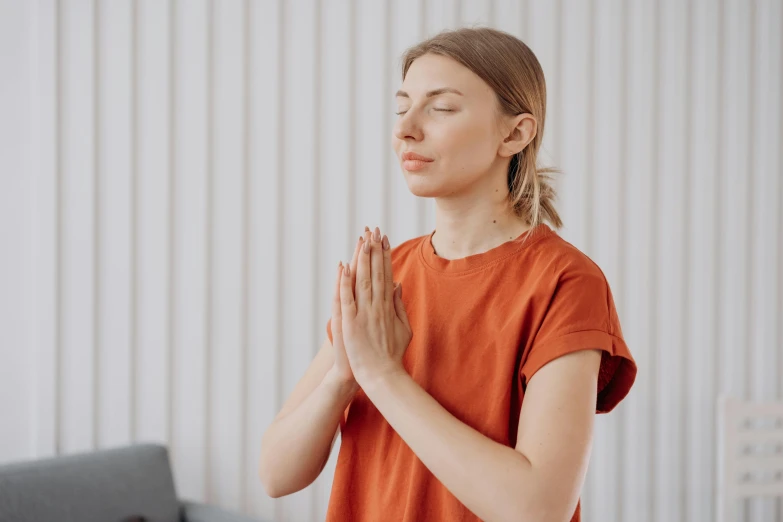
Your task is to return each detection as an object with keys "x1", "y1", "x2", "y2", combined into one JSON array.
[{"x1": 179, "y1": 499, "x2": 264, "y2": 522}]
